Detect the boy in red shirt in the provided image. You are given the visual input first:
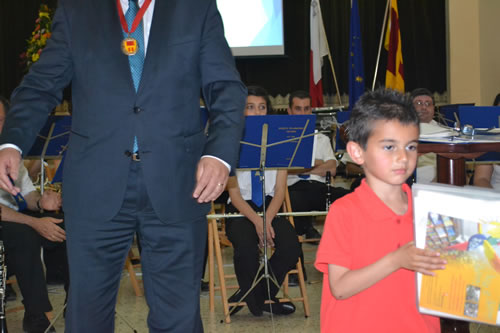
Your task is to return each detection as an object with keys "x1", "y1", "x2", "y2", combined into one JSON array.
[{"x1": 315, "y1": 89, "x2": 447, "y2": 332}]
